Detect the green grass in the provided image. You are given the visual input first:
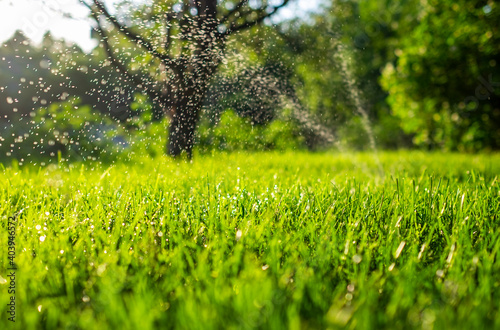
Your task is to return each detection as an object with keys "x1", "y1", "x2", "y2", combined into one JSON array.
[{"x1": 1, "y1": 151, "x2": 499, "y2": 329}]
